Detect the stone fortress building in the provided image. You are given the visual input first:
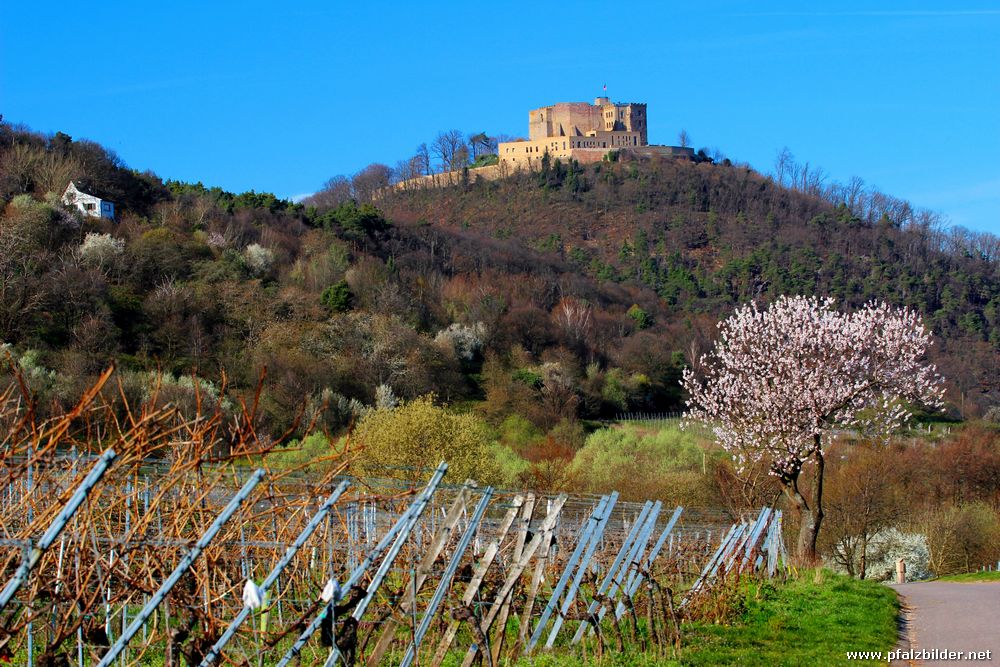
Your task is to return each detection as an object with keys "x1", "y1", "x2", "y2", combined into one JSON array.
[
  {"x1": 389, "y1": 95, "x2": 695, "y2": 192},
  {"x1": 499, "y1": 97, "x2": 692, "y2": 170}
]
